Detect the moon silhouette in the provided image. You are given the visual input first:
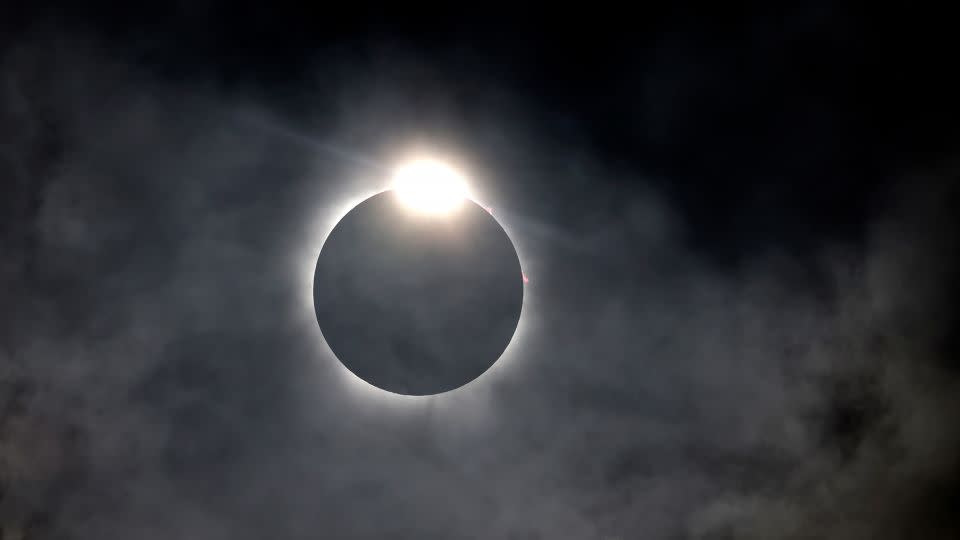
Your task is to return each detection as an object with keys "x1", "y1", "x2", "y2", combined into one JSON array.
[{"x1": 313, "y1": 190, "x2": 524, "y2": 395}]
